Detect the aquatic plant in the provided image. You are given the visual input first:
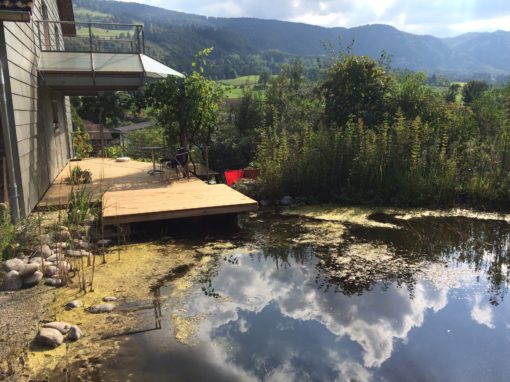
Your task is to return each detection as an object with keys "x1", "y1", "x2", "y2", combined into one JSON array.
[{"x1": 66, "y1": 165, "x2": 92, "y2": 185}]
